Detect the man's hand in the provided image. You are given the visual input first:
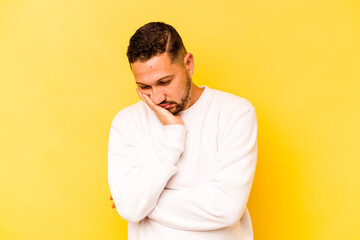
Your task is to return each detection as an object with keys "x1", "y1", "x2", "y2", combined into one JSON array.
[
  {"x1": 110, "y1": 195, "x2": 116, "y2": 209},
  {"x1": 136, "y1": 88, "x2": 184, "y2": 126}
]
